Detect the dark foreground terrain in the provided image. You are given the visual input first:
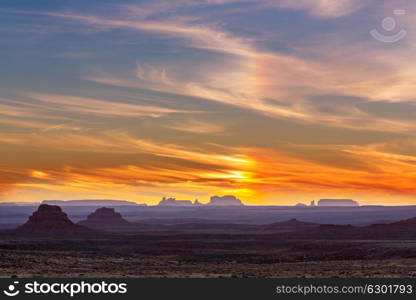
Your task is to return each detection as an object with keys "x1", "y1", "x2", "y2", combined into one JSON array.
[
  {"x1": 3, "y1": 204, "x2": 416, "y2": 278},
  {"x1": 2, "y1": 235, "x2": 416, "y2": 277}
]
